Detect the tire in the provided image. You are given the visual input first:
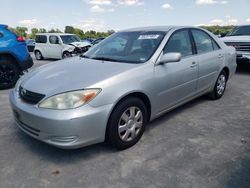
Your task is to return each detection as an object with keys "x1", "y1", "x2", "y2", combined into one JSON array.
[
  {"x1": 0, "y1": 59, "x2": 20, "y2": 89},
  {"x1": 208, "y1": 70, "x2": 228, "y2": 100},
  {"x1": 107, "y1": 97, "x2": 148, "y2": 150},
  {"x1": 62, "y1": 51, "x2": 72, "y2": 59},
  {"x1": 35, "y1": 50, "x2": 43, "y2": 60}
]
